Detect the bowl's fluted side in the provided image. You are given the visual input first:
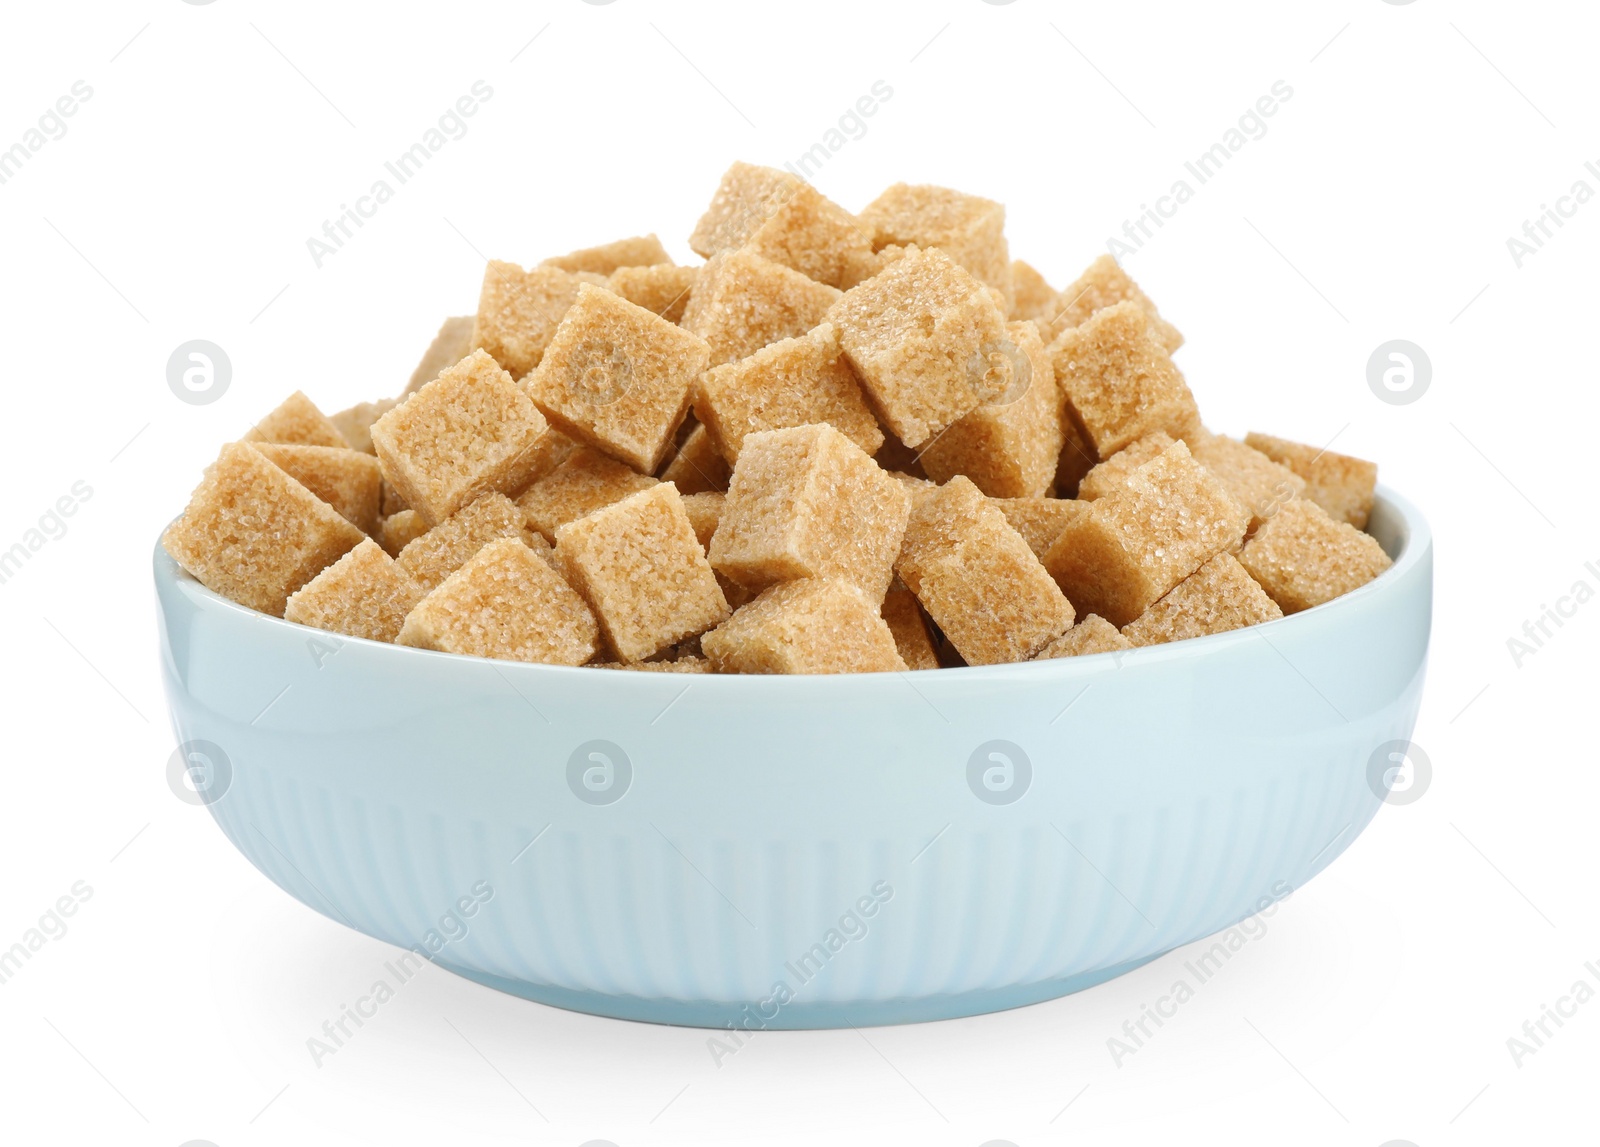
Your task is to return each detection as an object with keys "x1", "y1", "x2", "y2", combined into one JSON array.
[{"x1": 156, "y1": 490, "x2": 1431, "y2": 1026}]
